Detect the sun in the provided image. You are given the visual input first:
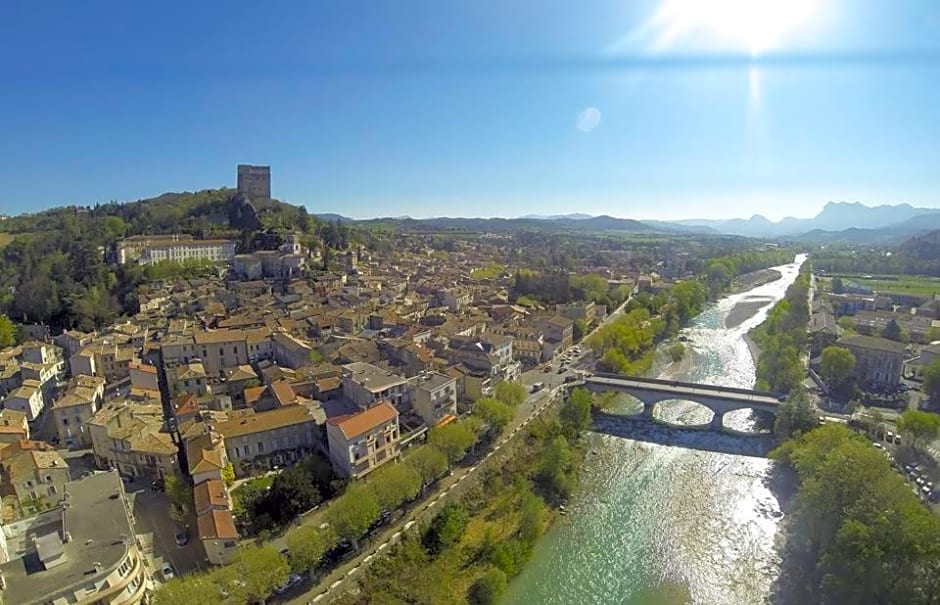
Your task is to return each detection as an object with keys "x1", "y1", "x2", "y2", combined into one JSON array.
[{"x1": 651, "y1": 0, "x2": 818, "y2": 54}]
